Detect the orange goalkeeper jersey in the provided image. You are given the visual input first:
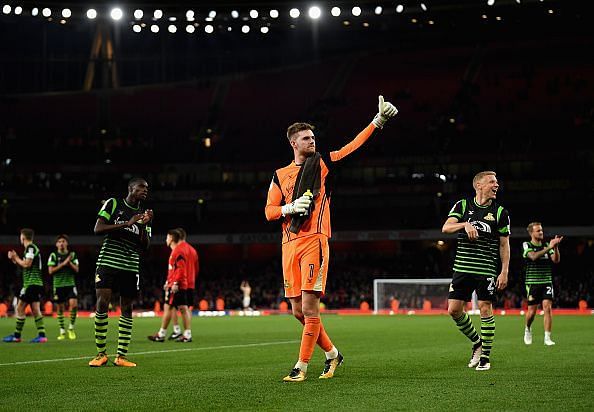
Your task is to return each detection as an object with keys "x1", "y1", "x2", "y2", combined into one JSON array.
[{"x1": 265, "y1": 123, "x2": 377, "y2": 244}]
